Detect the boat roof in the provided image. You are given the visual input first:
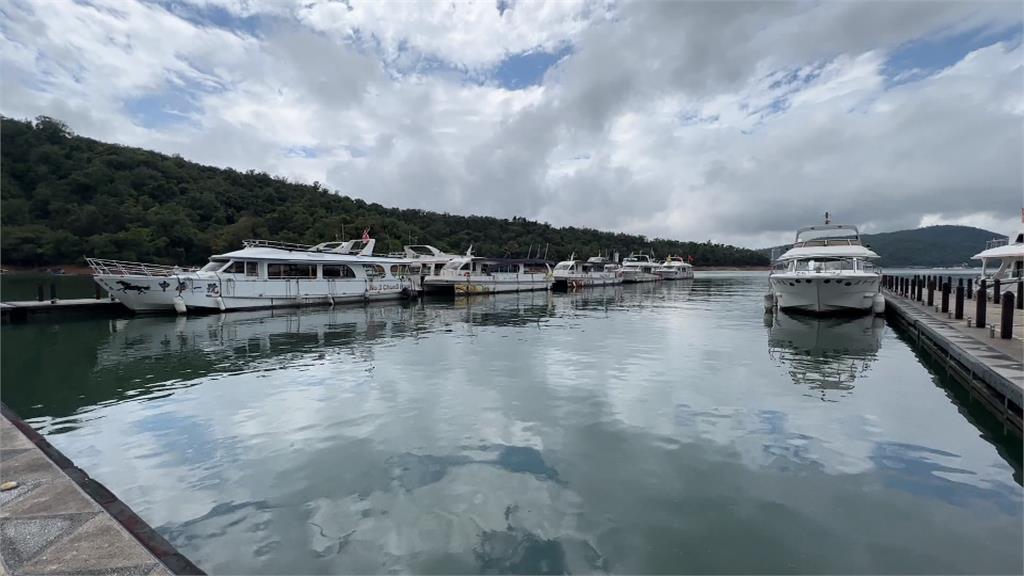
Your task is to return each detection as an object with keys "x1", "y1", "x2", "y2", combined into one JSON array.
[
  {"x1": 795, "y1": 224, "x2": 860, "y2": 242},
  {"x1": 214, "y1": 246, "x2": 411, "y2": 264},
  {"x1": 972, "y1": 228, "x2": 1024, "y2": 260},
  {"x1": 777, "y1": 245, "x2": 879, "y2": 260}
]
